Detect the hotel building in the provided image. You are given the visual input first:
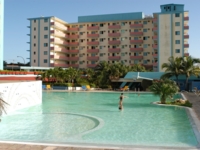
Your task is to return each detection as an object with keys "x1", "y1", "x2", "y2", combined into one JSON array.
[
  {"x1": 27, "y1": 3, "x2": 189, "y2": 72},
  {"x1": 0, "y1": 0, "x2": 4, "y2": 70}
]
